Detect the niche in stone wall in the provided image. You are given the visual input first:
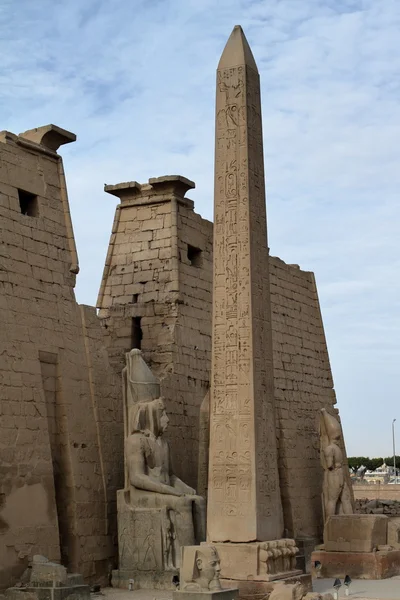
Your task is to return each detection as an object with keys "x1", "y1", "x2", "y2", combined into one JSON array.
[
  {"x1": 131, "y1": 317, "x2": 143, "y2": 349},
  {"x1": 187, "y1": 244, "x2": 202, "y2": 267},
  {"x1": 18, "y1": 189, "x2": 39, "y2": 216}
]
